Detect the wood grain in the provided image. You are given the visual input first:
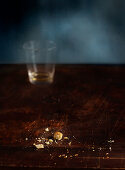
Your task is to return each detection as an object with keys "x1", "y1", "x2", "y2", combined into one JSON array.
[{"x1": 0, "y1": 64, "x2": 125, "y2": 169}]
